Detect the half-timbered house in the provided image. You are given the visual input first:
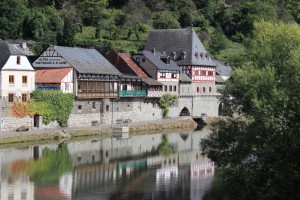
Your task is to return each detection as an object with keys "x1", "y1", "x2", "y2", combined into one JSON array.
[
  {"x1": 132, "y1": 50, "x2": 180, "y2": 96},
  {"x1": 32, "y1": 45, "x2": 121, "y2": 99},
  {"x1": 144, "y1": 28, "x2": 217, "y2": 95},
  {"x1": 106, "y1": 49, "x2": 163, "y2": 98}
]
